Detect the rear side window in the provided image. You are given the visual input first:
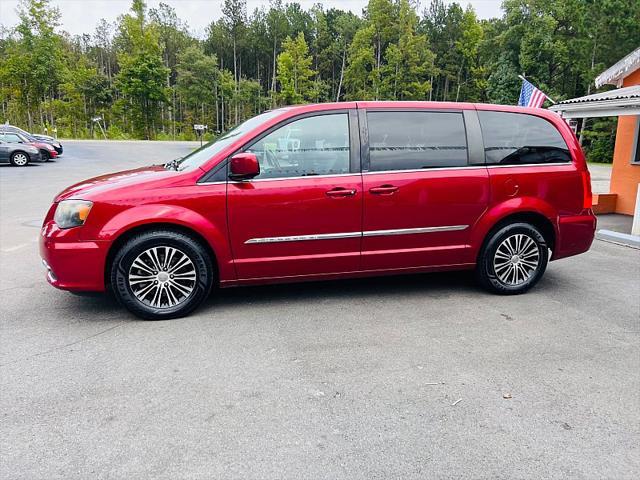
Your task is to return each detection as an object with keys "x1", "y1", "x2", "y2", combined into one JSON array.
[
  {"x1": 478, "y1": 111, "x2": 571, "y2": 165},
  {"x1": 367, "y1": 111, "x2": 468, "y2": 171}
]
